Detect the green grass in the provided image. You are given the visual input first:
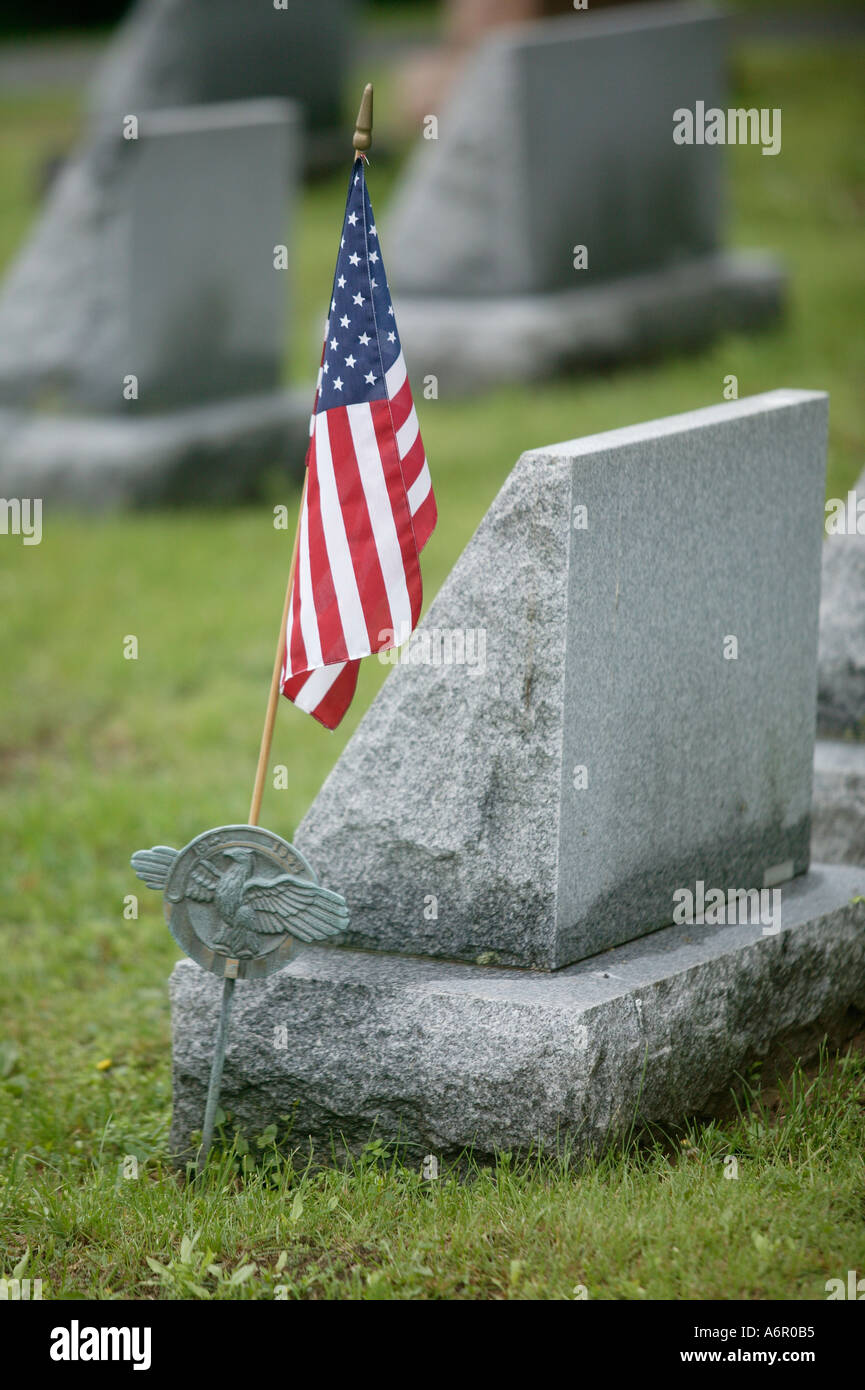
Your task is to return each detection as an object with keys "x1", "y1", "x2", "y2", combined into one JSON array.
[
  {"x1": 1, "y1": 1051, "x2": 864, "y2": 1300},
  {"x1": 0, "y1": 90, "x2": 83, "y2": 269},
  {"x1": 1, "y1": 42, "x2": 864, "y2": 1299}
]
